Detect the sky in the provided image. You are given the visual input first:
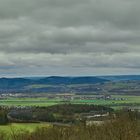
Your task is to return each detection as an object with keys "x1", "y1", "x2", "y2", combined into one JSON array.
[{"x1": 0, "y1": 0, "x2": 140, "y2": 77}]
